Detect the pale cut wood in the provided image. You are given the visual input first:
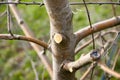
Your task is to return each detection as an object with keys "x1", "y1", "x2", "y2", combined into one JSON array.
[{"x1": 54, "y1": 33, "x2": 63, "y2": 44}]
